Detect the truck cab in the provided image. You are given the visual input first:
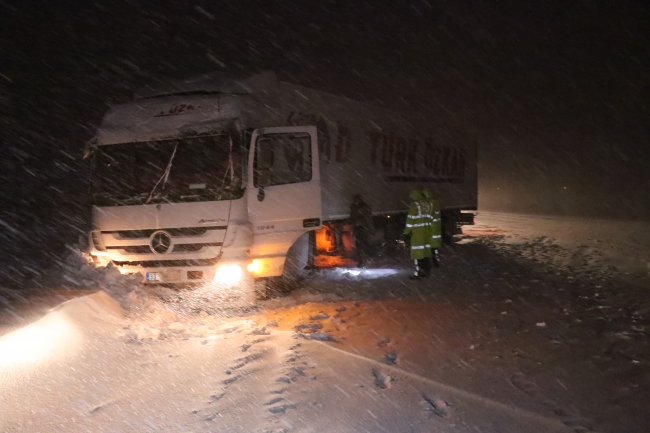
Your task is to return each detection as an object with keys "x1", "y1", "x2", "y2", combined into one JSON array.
[{"x1": 87, "y1": 87, "x2": 321, "y2": 301}]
